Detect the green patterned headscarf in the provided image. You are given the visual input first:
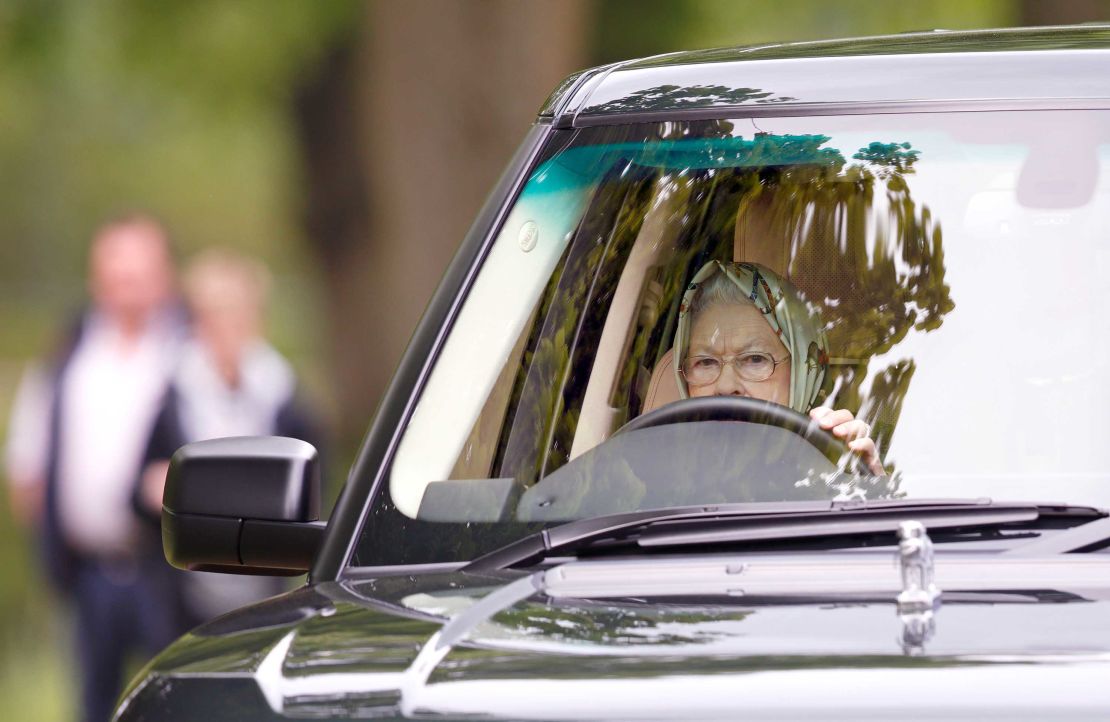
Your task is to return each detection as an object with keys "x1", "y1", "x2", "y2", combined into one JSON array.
[{"x1": 674, "y1": 260, "x2": 829, "y2": 412}]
